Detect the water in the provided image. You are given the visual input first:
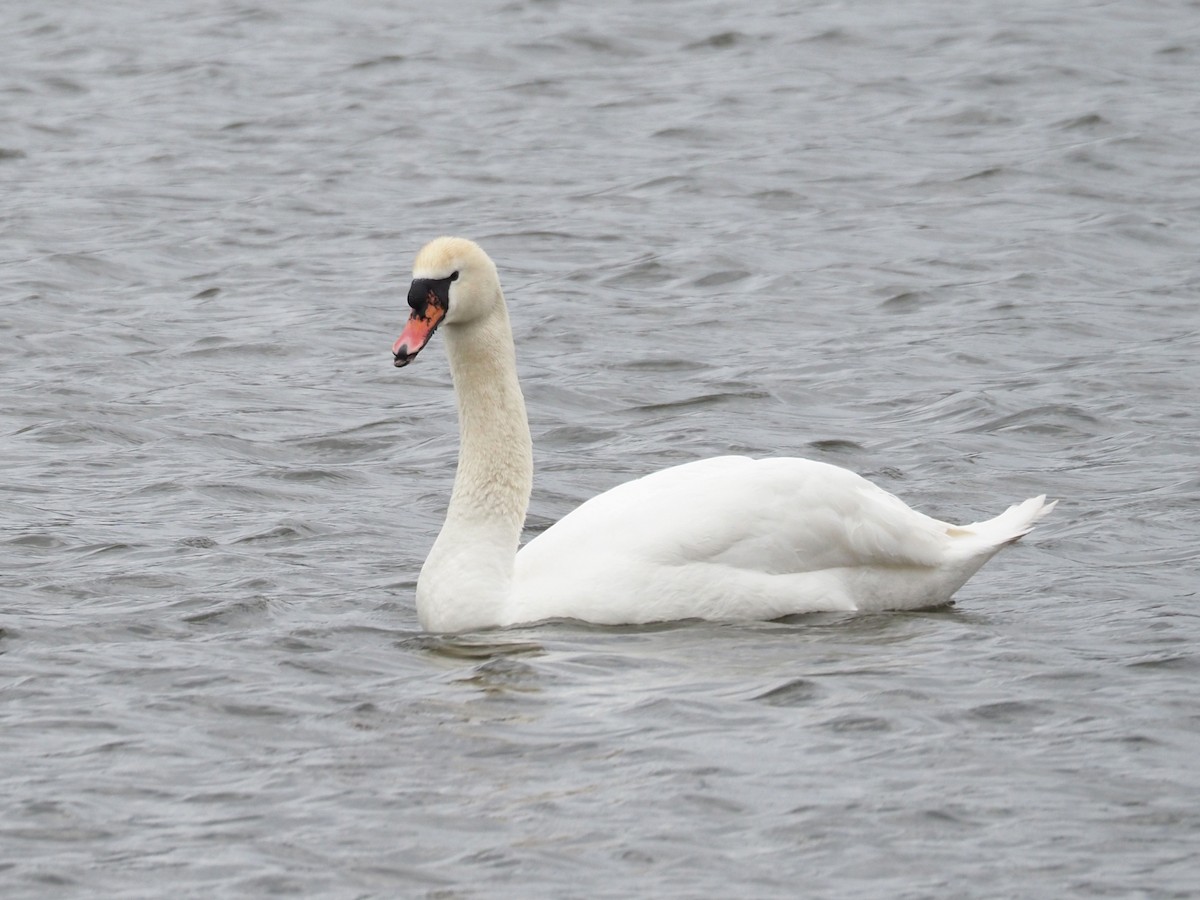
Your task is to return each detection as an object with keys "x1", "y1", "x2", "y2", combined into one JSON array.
[{"x1": 3, "y1": 0, "x2": 1199, "y2": 896}]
